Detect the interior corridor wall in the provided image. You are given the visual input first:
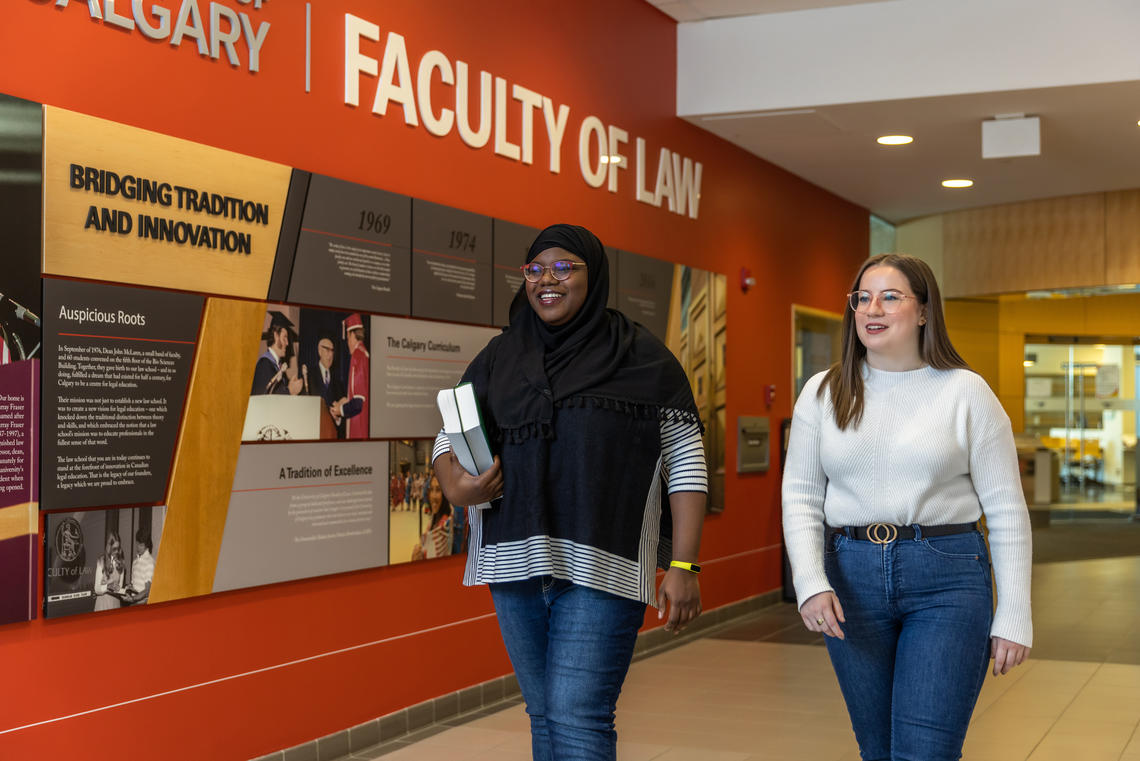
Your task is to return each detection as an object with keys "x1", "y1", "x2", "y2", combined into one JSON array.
[{"x1": 0, "y1": 2, "x2": 867, "y2": 758}]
